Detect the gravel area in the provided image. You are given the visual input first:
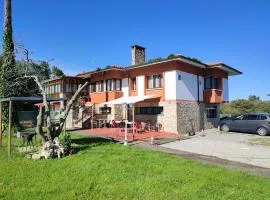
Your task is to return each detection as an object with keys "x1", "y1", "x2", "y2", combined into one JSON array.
[{"x1": 161, "y1": 129, "x2": 270, "y2": 169}]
